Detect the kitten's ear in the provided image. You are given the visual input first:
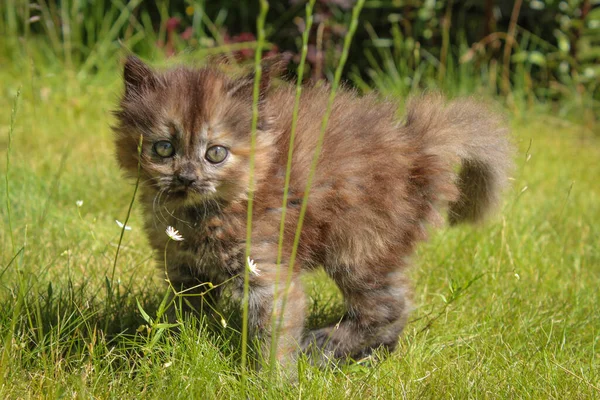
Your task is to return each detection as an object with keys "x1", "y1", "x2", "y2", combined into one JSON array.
[
  {"x1": 123, "y1": 55, "x2": 157, "y2": 97},
  {"x1": 227, "y1": 56, "x2": 287, "y2": 101}
]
